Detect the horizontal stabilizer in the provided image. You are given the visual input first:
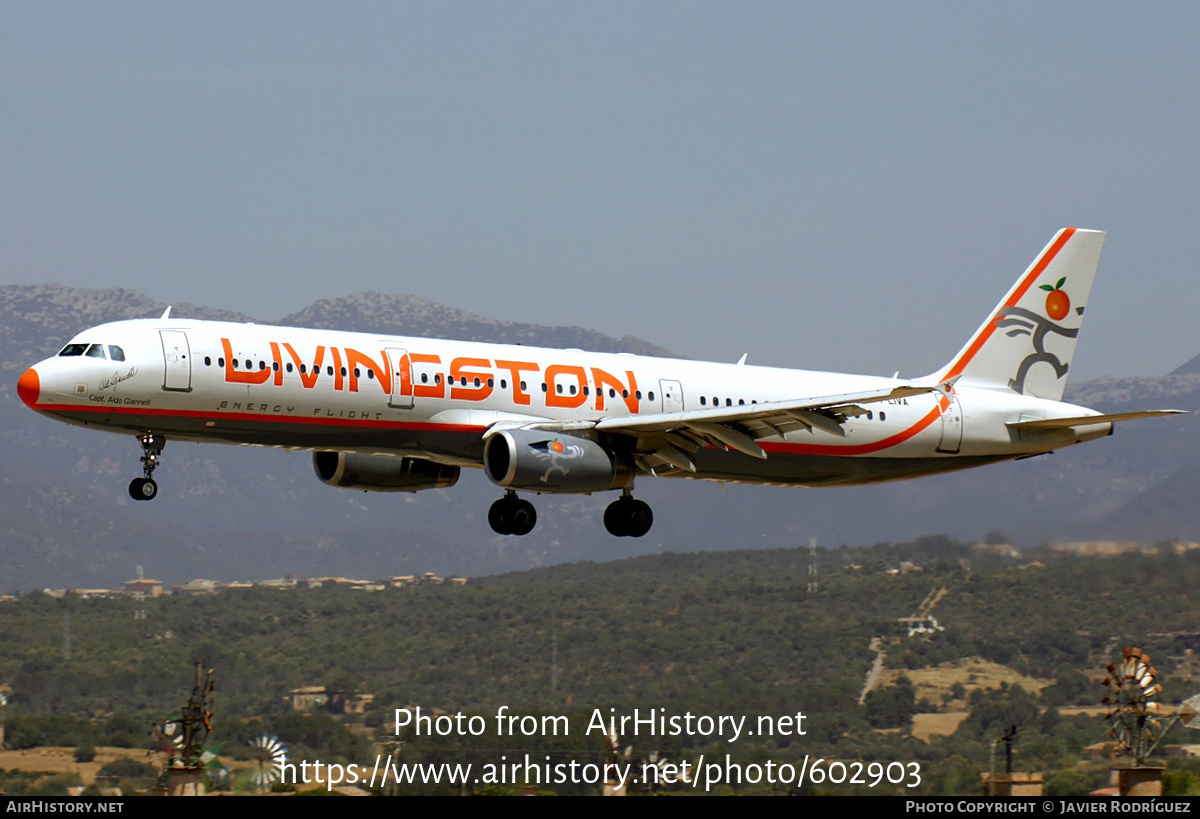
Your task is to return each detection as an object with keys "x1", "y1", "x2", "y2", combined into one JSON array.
[{"x1": 1007, "y1": 410, "x2": 1186, "y2": 430}]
